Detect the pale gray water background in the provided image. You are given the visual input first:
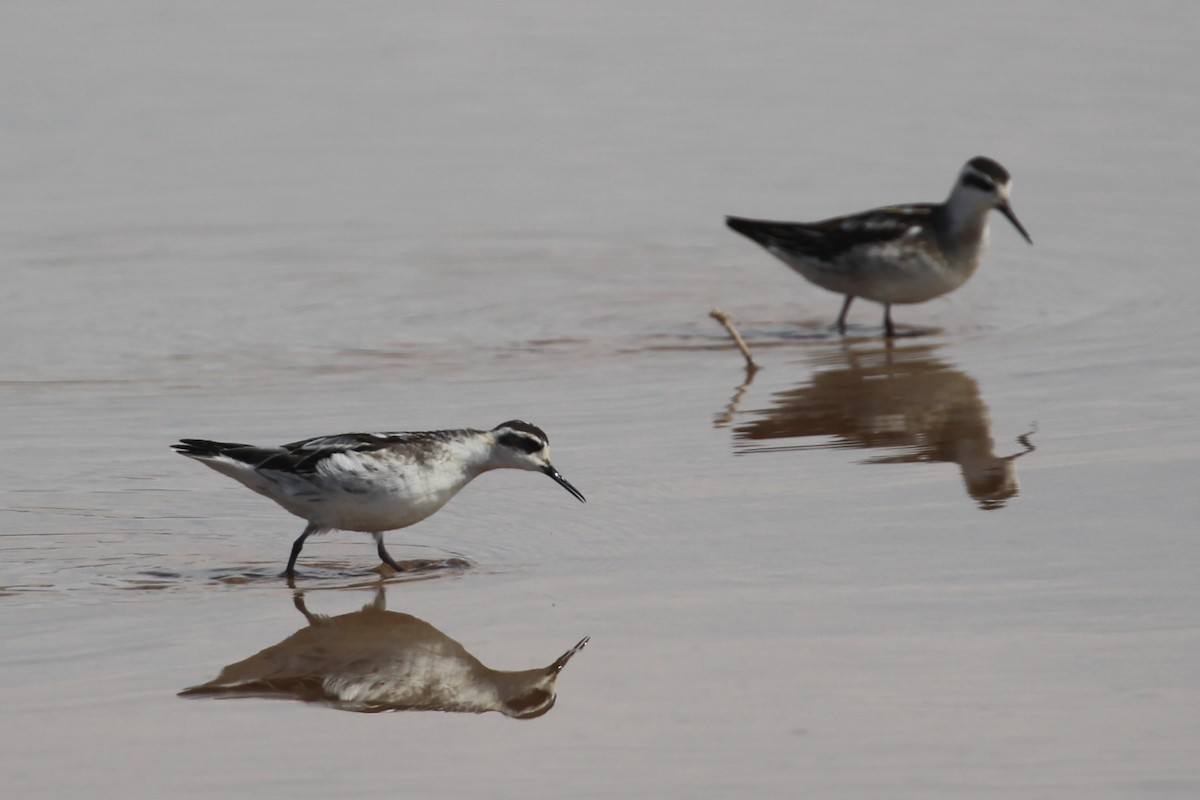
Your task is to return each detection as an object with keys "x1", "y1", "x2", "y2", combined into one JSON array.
[{"x1": 2, "y1": 2, "x2": 1199, "y2": 797}]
